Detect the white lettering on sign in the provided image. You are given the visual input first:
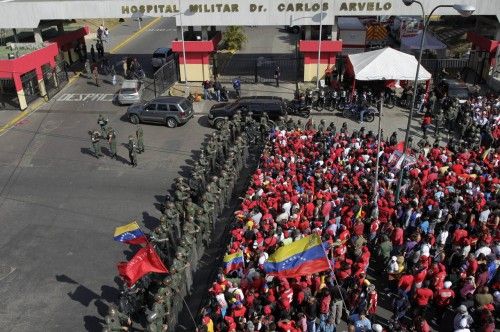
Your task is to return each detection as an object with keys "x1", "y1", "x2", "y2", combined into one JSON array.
[{"x1": 56, "y1": 93, "x2": 115, "y2": 102}]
